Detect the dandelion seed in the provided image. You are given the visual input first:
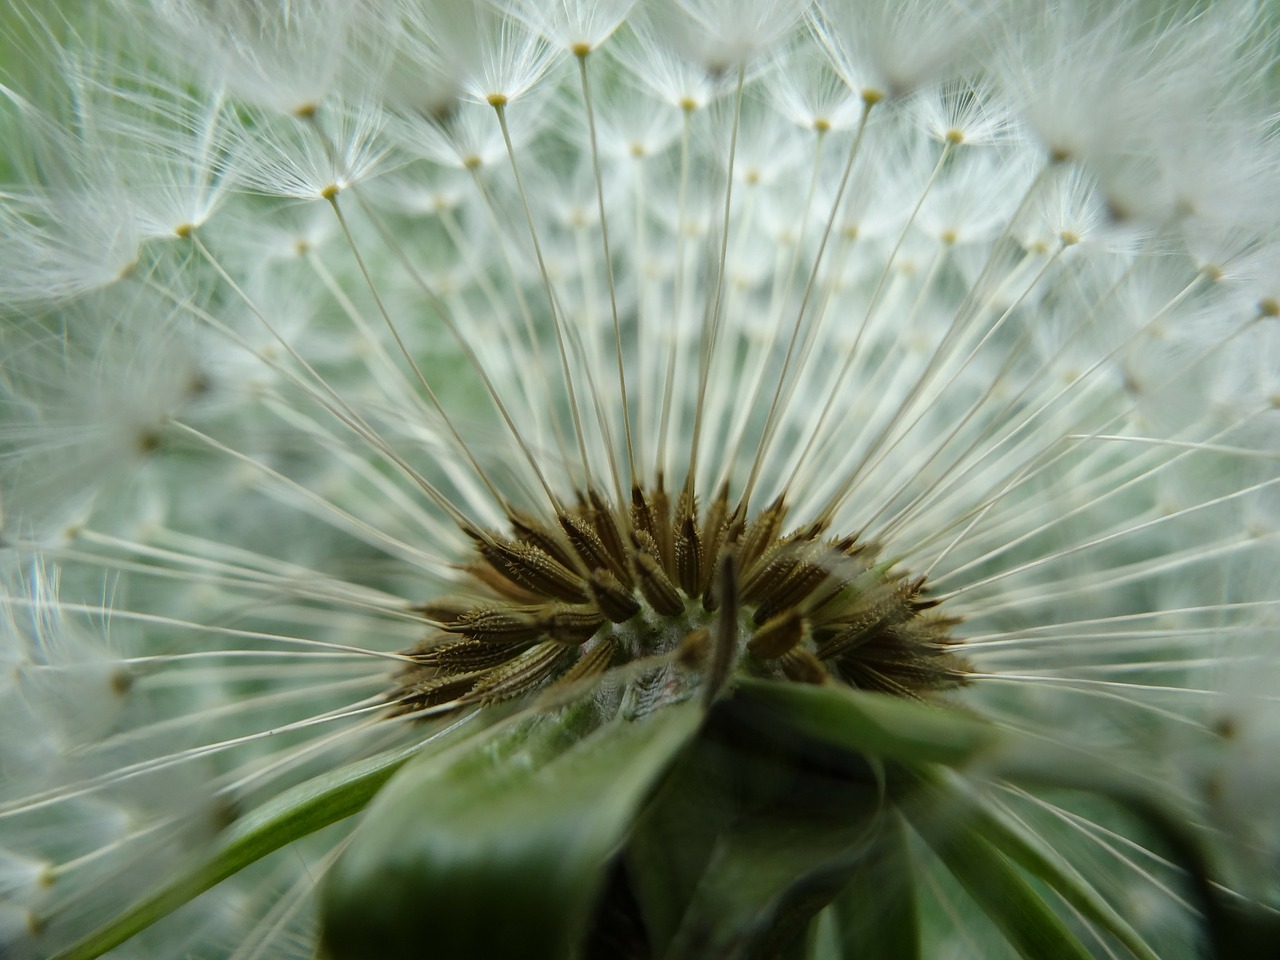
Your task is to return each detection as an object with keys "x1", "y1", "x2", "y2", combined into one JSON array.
[{"x1": 2, "y1": 1, "x2": 1279, "y2": 959}]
